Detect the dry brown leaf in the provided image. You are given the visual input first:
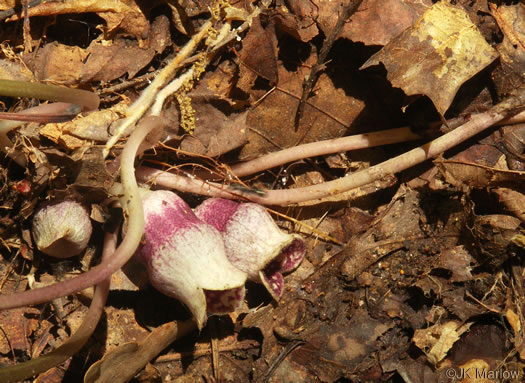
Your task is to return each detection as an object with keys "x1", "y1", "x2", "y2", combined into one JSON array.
[
  {"x1": 316, "y1": 0, "x2": 432, "y2": 46},
  {"x1": 0, "y1": 306, "x2": 41, "y2": 354},
  {"x1": 62, "y1": 102, "x2": 128, "y2": 142},
  {"x1": 177, "y1": 80, "x2": 250, "y2": 157},
  {"x1": 435, "y1": 159, "x2": 525, "y2": 190},
  {"x1": 413, "y1": 321, "x2": 472, "y2": 365},
  {"x1": 493, "y1": 187, "x2": 525, "y2": 222},
  {"x1": 81, "y1": 15, "x2": 170, "y2": 83},
  {"x1": 6, "y1": 0, "x2": 150, "y2": 41},
  {"x1": 0, "y1": 57, "x2": 33, "y2": 82},
  {"x1": 439, "y1": 246, "x2": 474, "y2": 282},
  {"x1": 277, "y1": 1, "x2": 319, "y2": 42},
  {"x1": 241, "y1": 58, "x2": 365, "y2": 160},
  {"x1": 491, "y1": 3, "x2": 525, "y2": 93},
  {"x1": 505, "y1": 308, "x2": 521, "y2": 335},
  {"x1": 361, "y1": 1, "x2": 499, "y2": 115},
  {"x1": 23, "y1": 42, "x2": 88, "y2": 85},
  {"x1": 237, "y1": 16, "x2": 278, "y2": 92},
  {"x1": 0, "y1": 1, "x2": 15, "y2": 9}
]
